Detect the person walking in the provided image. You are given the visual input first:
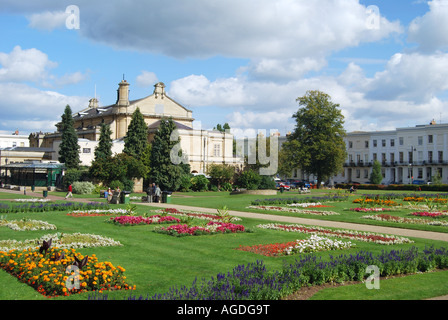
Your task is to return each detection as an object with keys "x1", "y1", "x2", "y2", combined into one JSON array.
[
  {"x1": 154, "y1": 184, "x2": 161, "y2": 203},
  {"x1": 65, "y1": 184, "x2": 73, "y2": 199}
]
